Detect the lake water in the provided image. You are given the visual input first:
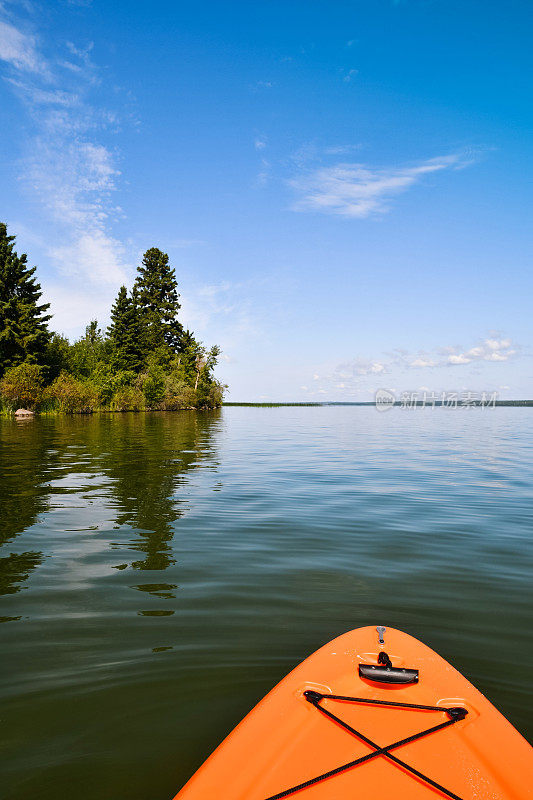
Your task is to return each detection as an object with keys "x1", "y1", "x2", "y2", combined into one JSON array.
[{"x1": 1, "y1": 407, "x2": 532, "y2": 799}]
